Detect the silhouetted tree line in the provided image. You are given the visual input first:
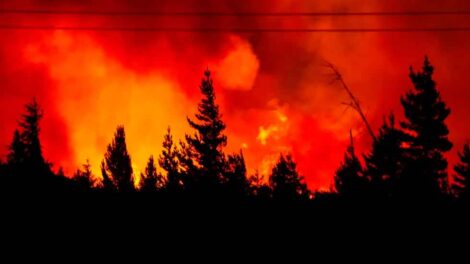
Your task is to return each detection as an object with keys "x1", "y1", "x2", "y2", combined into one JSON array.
[{"x1": 1, "y1": 57, "x2": 469, "y2": 207}]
